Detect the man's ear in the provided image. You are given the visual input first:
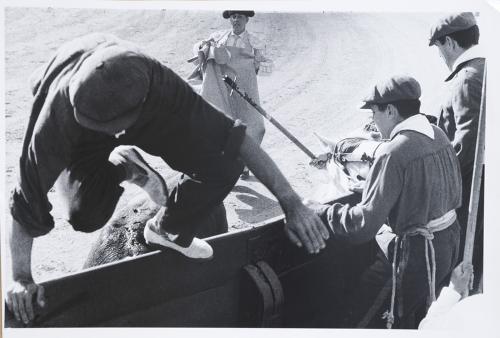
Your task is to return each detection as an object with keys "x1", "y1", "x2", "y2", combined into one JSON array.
[
  {"x1": 386, "y1": 103, "x2": 395, "y2": 116},
  {"x1": 445, "y1": 36, "x2": 457, "y2": 50},
  {"x1": 387, "y1": 104, "x2": 401, "y2": 120}
]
